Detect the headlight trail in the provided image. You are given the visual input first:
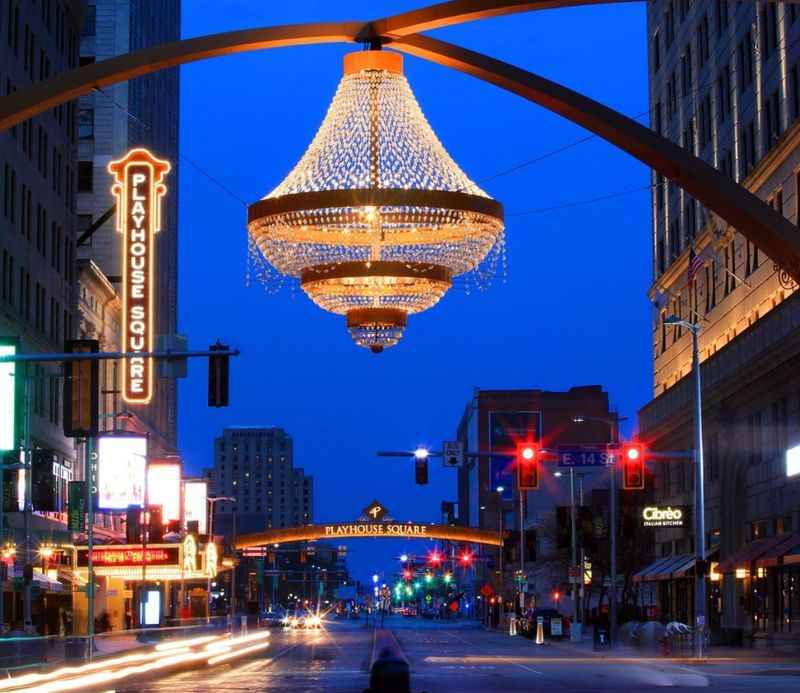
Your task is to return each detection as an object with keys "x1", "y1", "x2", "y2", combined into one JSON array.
[{"x1": 206, "y1": 640, "x2": 271, "y2": 666}]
